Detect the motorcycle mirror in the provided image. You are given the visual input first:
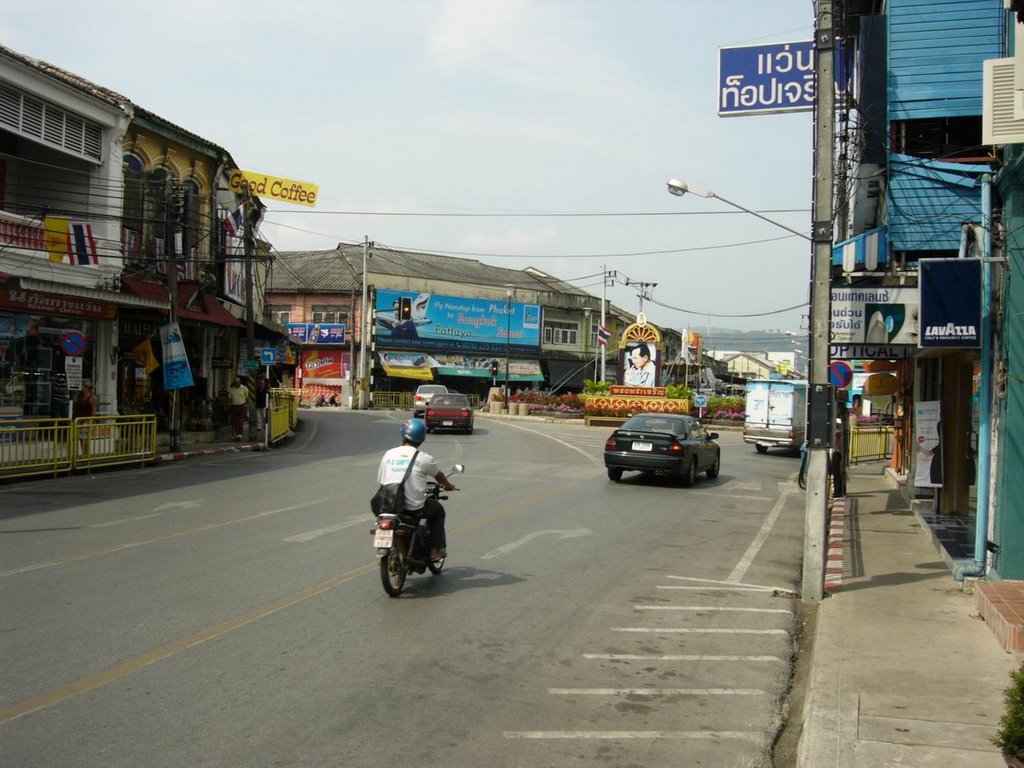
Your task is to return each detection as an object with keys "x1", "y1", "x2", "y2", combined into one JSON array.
[{"x1": 452, "y1": 463, "x2": 465, "y2": 473}]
